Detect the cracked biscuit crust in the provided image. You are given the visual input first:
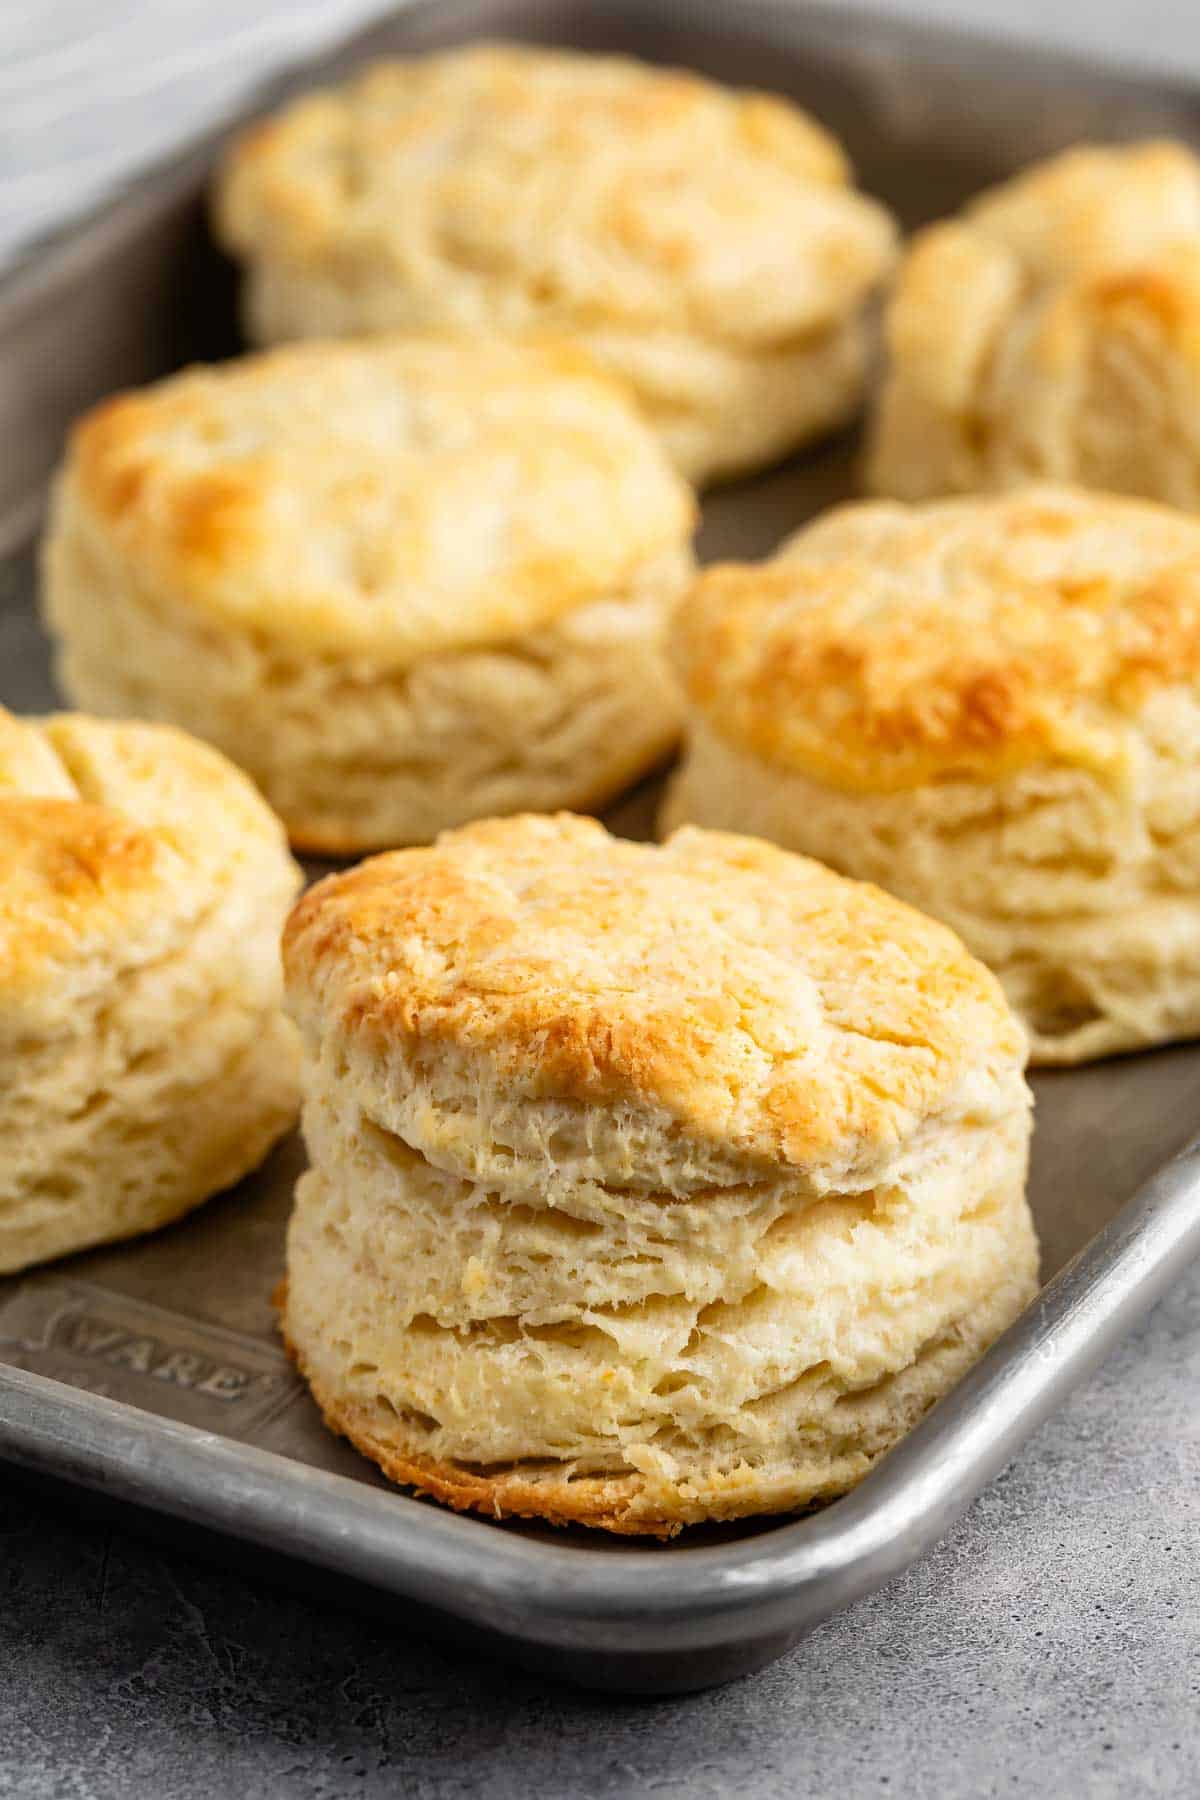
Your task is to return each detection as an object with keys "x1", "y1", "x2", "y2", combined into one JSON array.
[
  {"x1": 281, "y1": 816, "x2": 1034, "y2": 1533},
  {"x1": 284, "y1": 814, "x2": 1024, "y2": 1192},
  {"x1": 212, "y1": 43, "x2": 897, "y2": 484},
  {"x1": 665, "y1": 487, "x2": 1200, "y2": 1062},
  {"x1": 672, "y1": 486, "x2": 1200, "y2": 793},
  {"x1": 54, "y1": 336, "x2": 694, "y2": 663},
  {"x1": 867, "y1": 141, "x2": 1200, "y2": 508},
  {"x1": 215, "y1": 43, "x2": 894, "y2": 349},
  {"x1": 43, "y1": 337, "x2": 695, "y2": 851},
  {"x1": 0, "y1": 707, "x2": 301, "y2": 1272}
]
